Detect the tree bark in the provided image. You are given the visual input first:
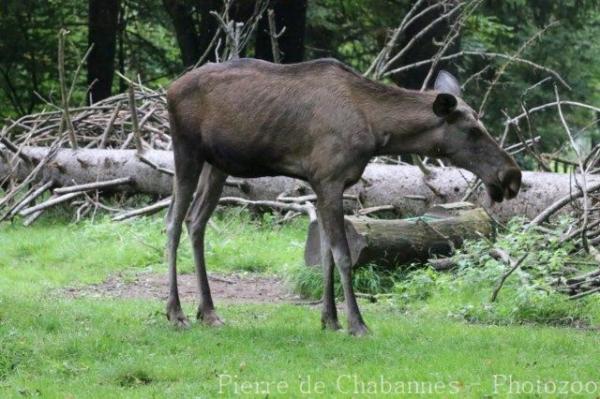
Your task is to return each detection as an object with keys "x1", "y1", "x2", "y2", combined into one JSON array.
[
  {"x1": 163, "y1": 0, "x2": 201, "y2": 67},
  {"x1": 304, "y1": 206, "x2": 493, "y2": 268},
  {"x1": 255, "y1": 0, "x2": 307, "y2": 63},
  {"x1": 87, "y1": 0, "x2": 120, "y2": 103},
  {"x1": 1, "y1": 146, "x2": 597, "y2": 222},
  {"x1": 196, "y1": 0, "x2": 221, "y2": 63},
  {"x1": 389, "y1": 0, "x2": 460, "y2": 89}
]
